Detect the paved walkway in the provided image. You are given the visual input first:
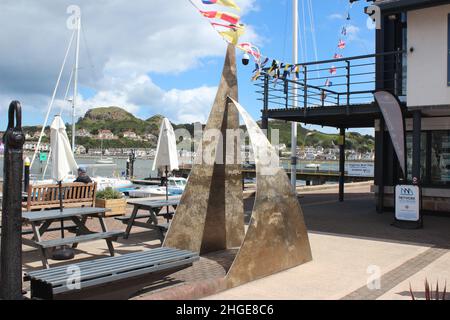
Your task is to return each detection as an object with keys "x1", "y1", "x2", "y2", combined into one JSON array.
[
  {"x1": 206, "y1": 184, "x2": 450, "y2": 300},
  {"x1": 19, "y1": 184, "x2": 450, "y2": 300}
]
